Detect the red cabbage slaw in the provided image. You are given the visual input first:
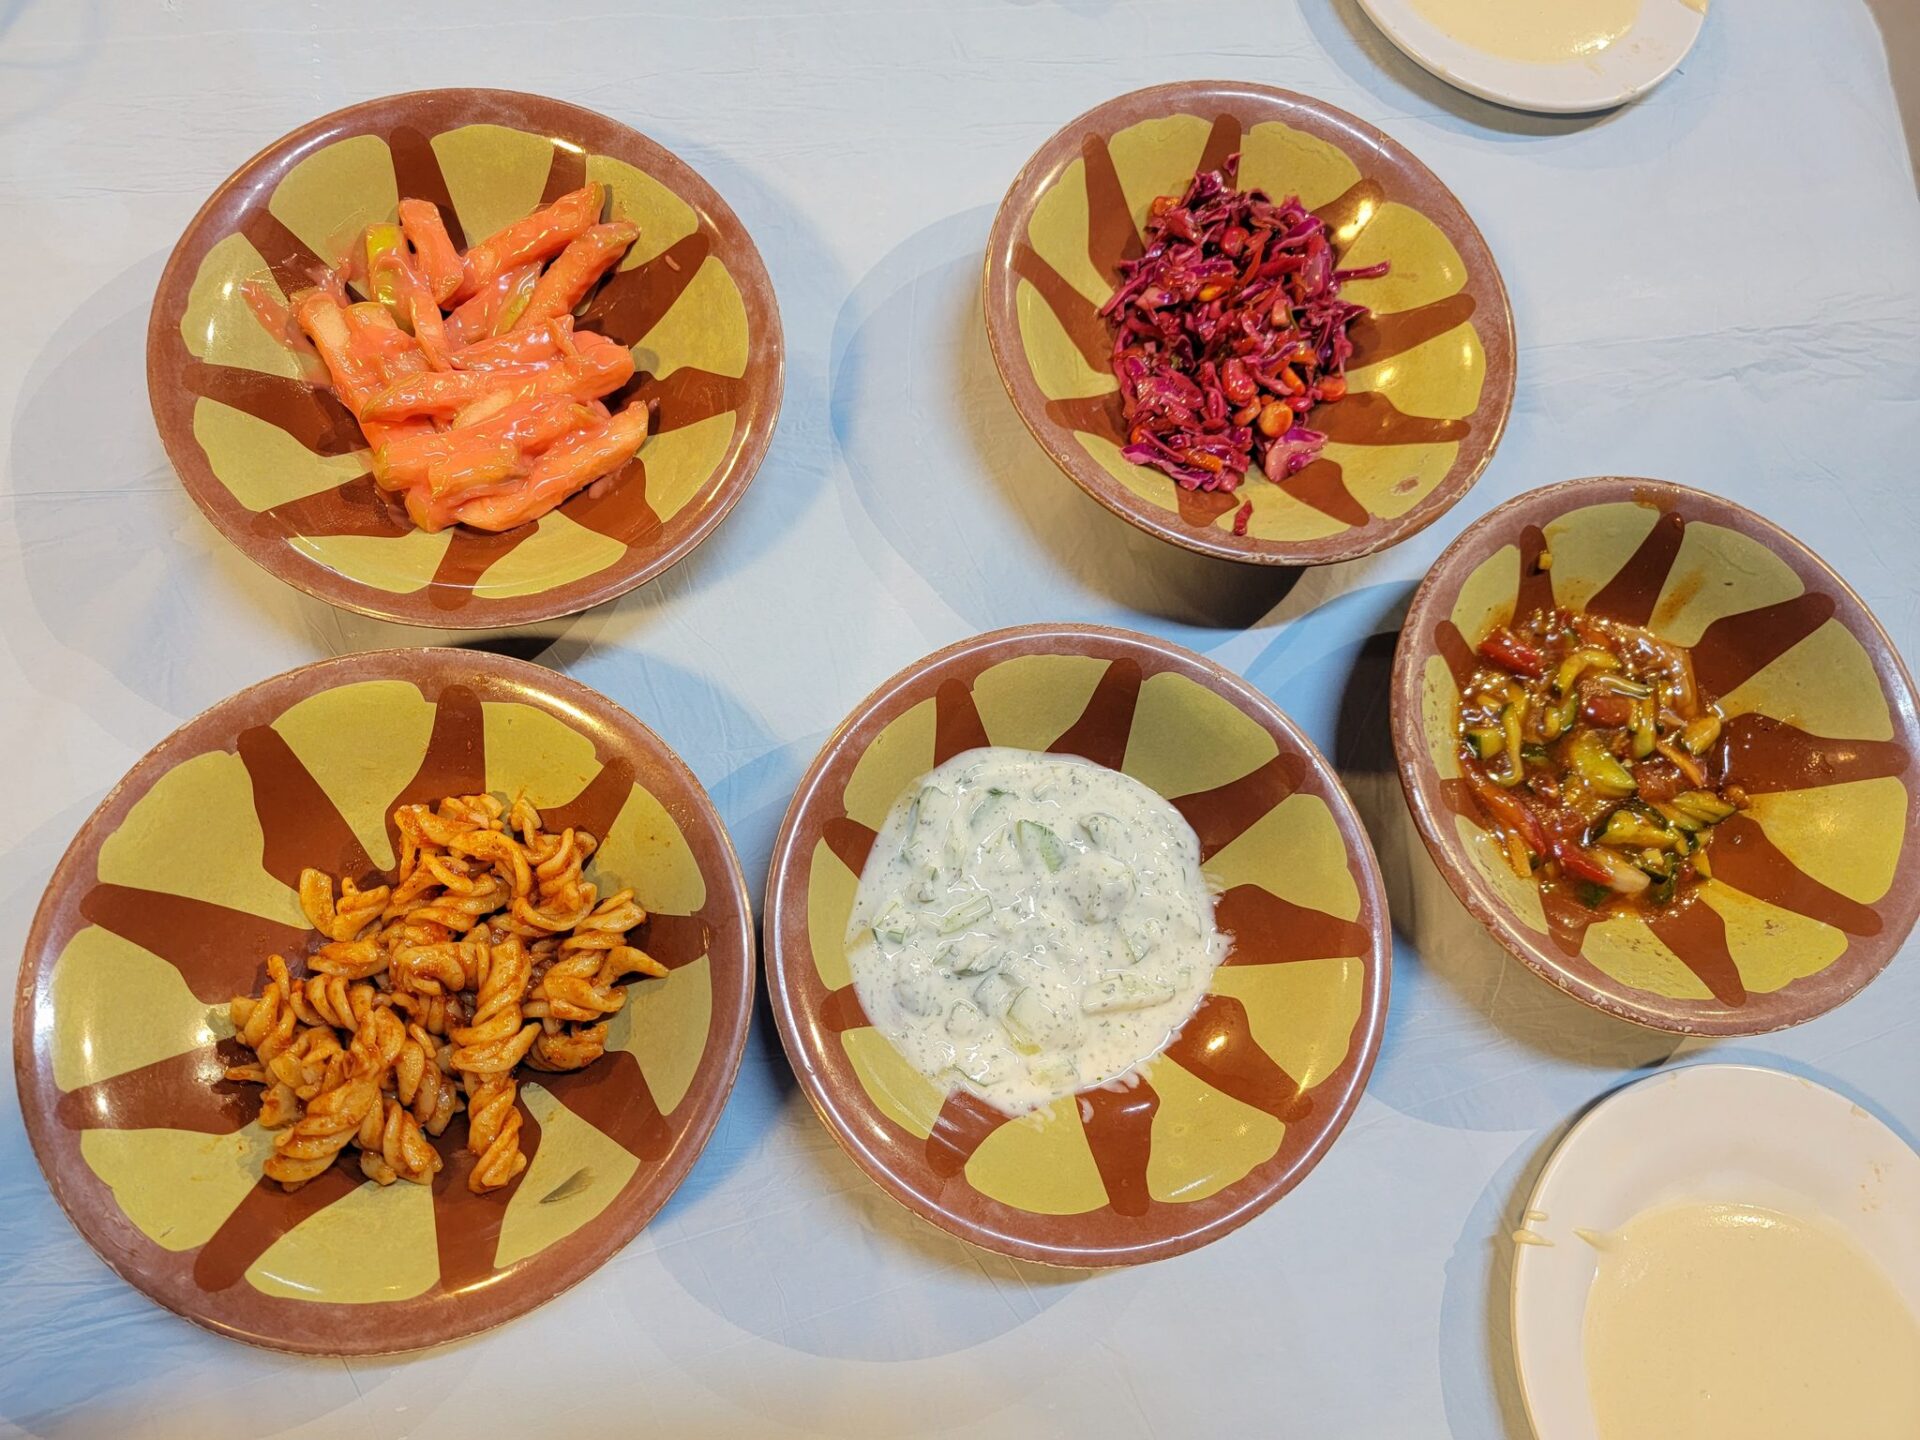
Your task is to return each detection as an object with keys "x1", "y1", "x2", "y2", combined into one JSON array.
[{"x1": 1099, "y1": 157, "x2": 1388, "y2": 496}]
